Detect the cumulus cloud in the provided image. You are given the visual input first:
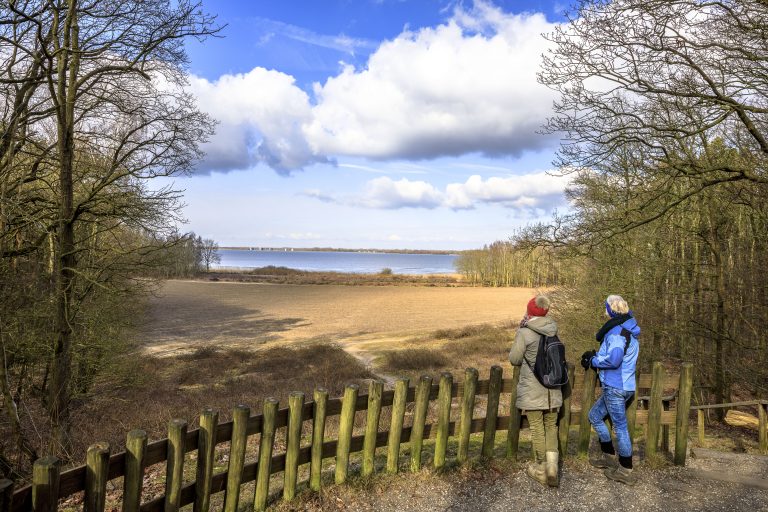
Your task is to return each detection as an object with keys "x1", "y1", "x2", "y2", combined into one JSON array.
[
  {"x1": 308, "y1": 171, "x2": 572, "y2": 212},
  {"x1": 190, "y1": 1, "x2": 558, "y2": 174}
]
